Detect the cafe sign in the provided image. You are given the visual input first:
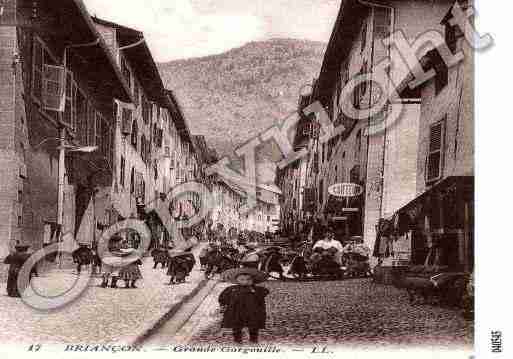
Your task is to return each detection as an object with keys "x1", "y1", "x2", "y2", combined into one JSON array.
[{"x1": 328, "y1": 183, "x2": 363, "y2": 198}]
